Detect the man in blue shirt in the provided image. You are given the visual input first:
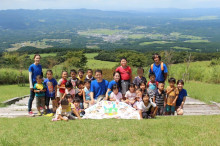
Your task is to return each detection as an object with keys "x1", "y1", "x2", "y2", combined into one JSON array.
[
  {"x1": 149, "y1": 53, "x2": 168, "y2": 83},
  {"x1": 90, "y1": 69, "x2": 109, "y2": 104}
]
